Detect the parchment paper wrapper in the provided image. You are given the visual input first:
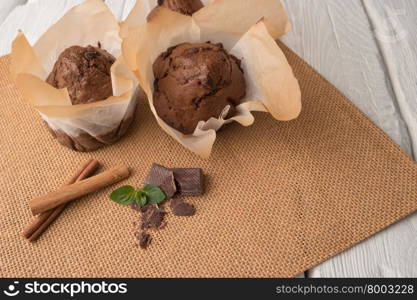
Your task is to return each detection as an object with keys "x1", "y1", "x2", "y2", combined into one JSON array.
[
  {"x1": 10, "y1": 0, "x2": 138, "y2": 152},
  {"x1": 122, "y1": 0, "x2": 301, "y2": 158}
]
